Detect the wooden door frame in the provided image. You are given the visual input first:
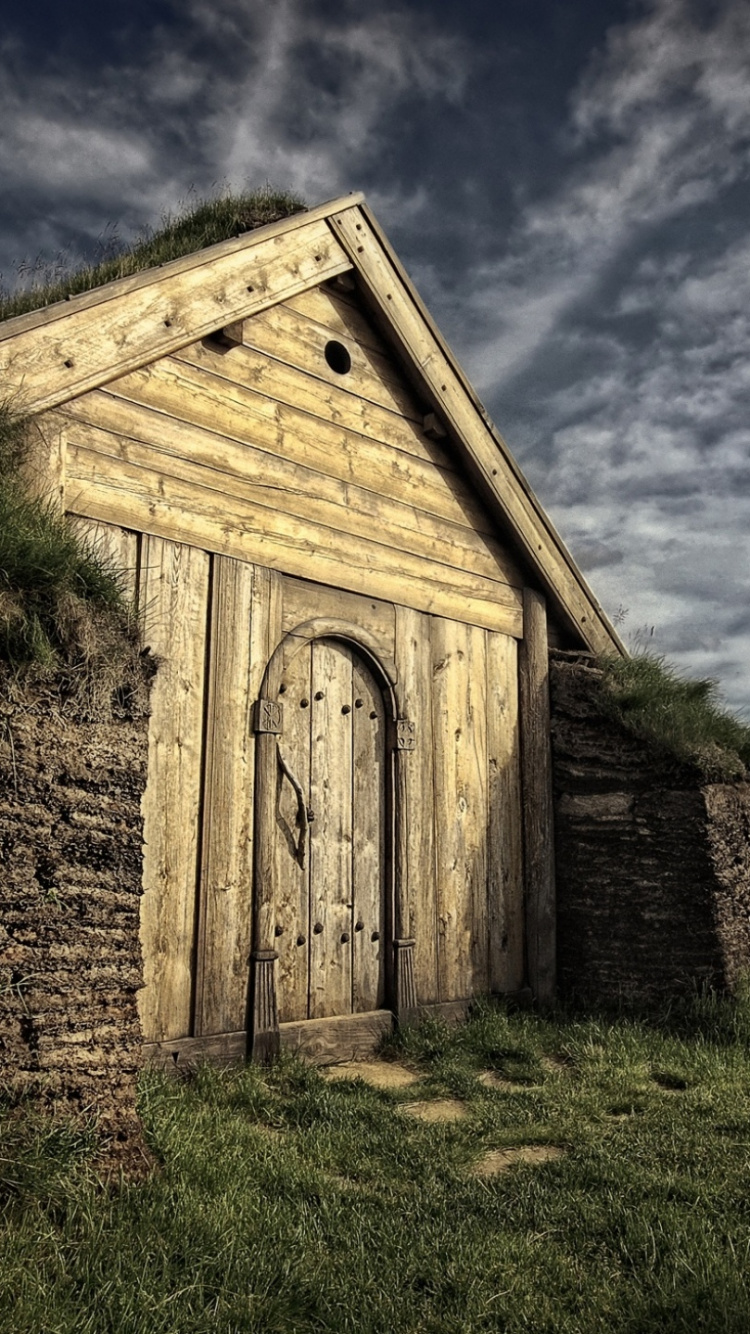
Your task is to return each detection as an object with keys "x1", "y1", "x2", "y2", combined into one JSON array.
[{"x1": 249, "y1": 617, "x2": 418, "y2": 1061}]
